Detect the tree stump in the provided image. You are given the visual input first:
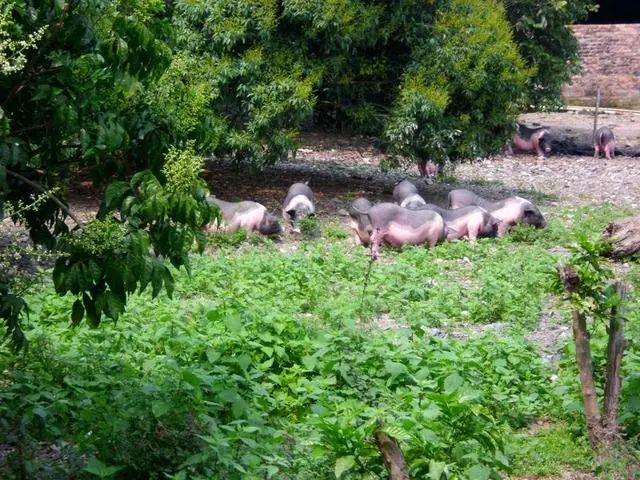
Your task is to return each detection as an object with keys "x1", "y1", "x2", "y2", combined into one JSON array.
[{"x1": 601, "y1": 215, "x2": 640, "y2": 258}]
